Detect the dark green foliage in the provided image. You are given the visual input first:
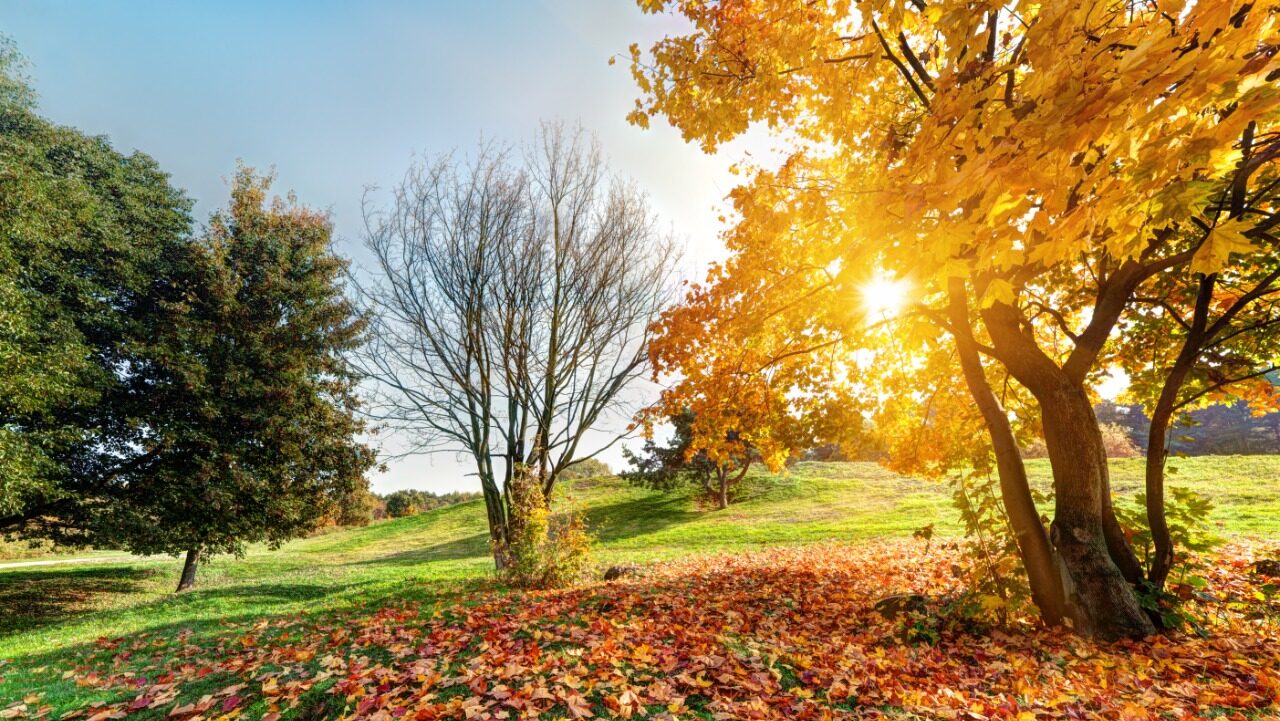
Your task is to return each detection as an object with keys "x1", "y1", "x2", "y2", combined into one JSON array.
[
  {"x1": 381, "y1": 489, "x2": 481, "y2": 518},
  {"x1": 92, "y1": 169, "x2": 376, "y2": 566},
  {"x1": 621, "y1": 411, "x2": 720, "y2": 492},
  {"x1": 0, "y1": 43, "x2": 194, "y2": 536},
  {"x1": 0, "y1": 46, "x2": 374, "y2": 582}
]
